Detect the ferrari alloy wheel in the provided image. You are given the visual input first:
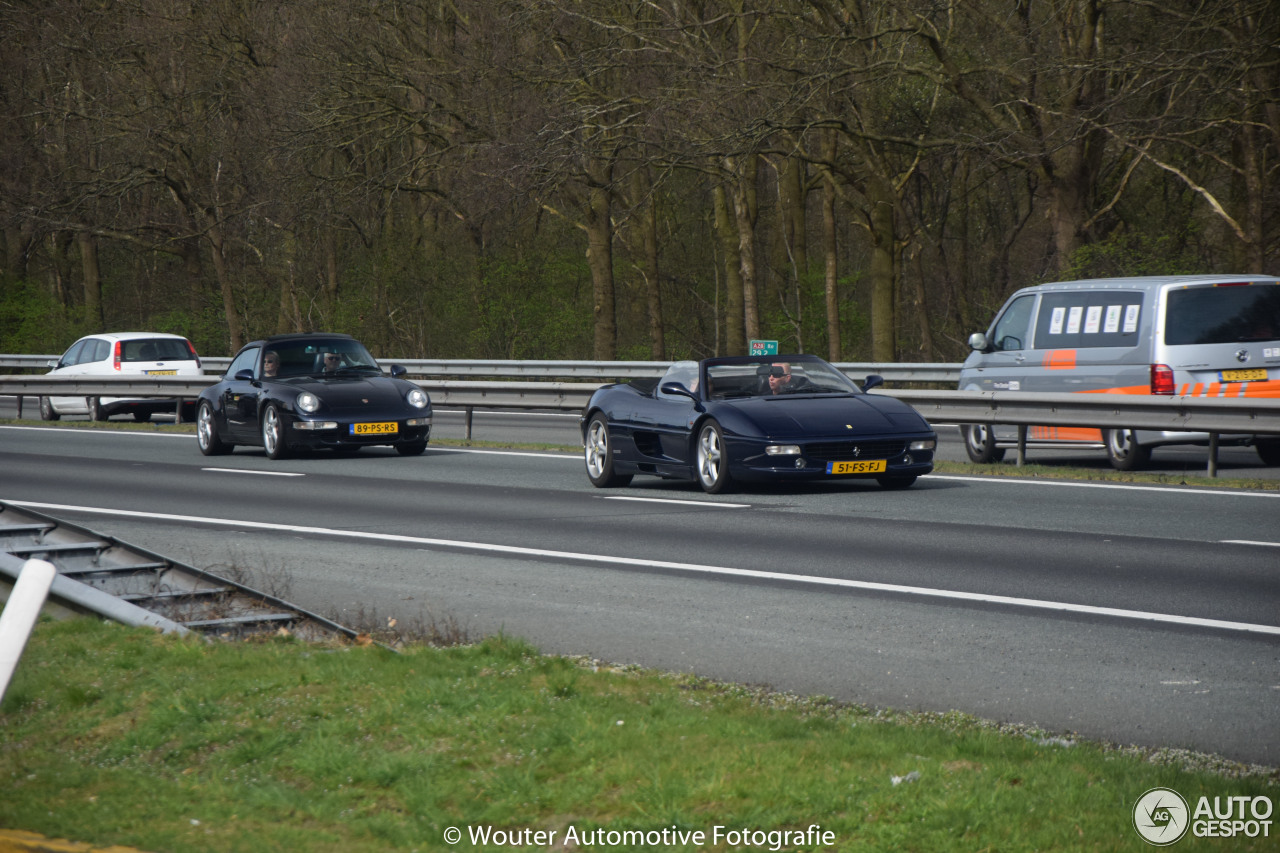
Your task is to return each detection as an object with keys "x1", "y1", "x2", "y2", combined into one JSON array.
[
  {"x1": 1104, "y1": 428, "x2": 1150, "y2": 471},
  {"x1": 695, "y1": 420, "x2": 734, "y2": 494},
  {"x1": 87, "y1": 397, "x2": 107, "y2": 422},
  {"x1": 38, "y1": 396, "x2": 60, "y2": 421},
  {"x1": 584, "y1": 414, "x2": 631, "y2": 487},
  {"x1": 962, "y1": 423, "x2": 1005, "y2": 463},
  {"x1": 197, "y1": 400, "x2": 232, "y2": 456},
  {"x1": 262, "y1": 404, "x2": 290, "y2": 460}
]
